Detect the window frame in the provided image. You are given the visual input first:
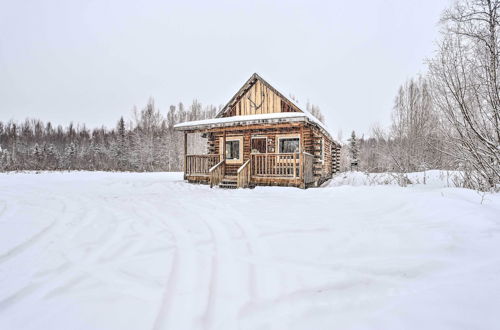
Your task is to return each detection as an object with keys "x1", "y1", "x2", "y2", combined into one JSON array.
[
  {"x1": 219, "y1": 136, "x2": 243, "y2": 164},
  {"x1": 226, "y1": 140, "x2": 240, "y2": 160},
  {"x1": 275, "y1": 134, "x2": 301, "y2": 154}
]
